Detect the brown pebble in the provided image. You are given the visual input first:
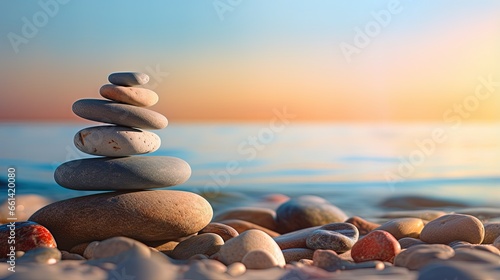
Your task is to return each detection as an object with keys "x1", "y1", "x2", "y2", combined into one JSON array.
[
  {"x1": 453, "y1": 244, "x2": 500, "y2": 255},
  {"x1": 61, "y1": 251, "x2": 86, "y2": 261},
  {"x1": 274, "y1": 226, "x2": 319, "y2": 250},
  {"x1": 483, "y1": 223, "x2": 500, "y2": 244},
  {"x1": 213, "y1": 207, "x2": 278, "y2": 231},
  {"x1": 276, "y1": 196, "x2": 347, "y2": 233},
  {"x1": 298, "y1": 258, "x2": 314, "y2": 266},
  {"x1": 494, "y1": 235, "x2": 500, "y2": 250},
  {"x1": 420, "y1": 214, "x2": 484, "y2": 244},
  {"x1": 151, "y1": 241, "x2": 178, "y2": 256},
  {"x1": 199, "y1": 222, "x2": 239, "y2": 241},
  {"x1": 282, "y1": 248, "x2": 314, "y2": 263},
  {"x1": 451, "y1": 249, "x2": 500, "y2": 264},
  {"x1": 376, "y1": 218, "x2": 424, "y2": 239},
  {"x1": 100, "y1": 84, "x2": 159, "y2": 107},
  {"x1": 242, "y1": 250, "x2": 279, "y2": 269},
  {"x1": 82, "y1": 241, "x2": 100, "y2": 259},
  {"x1": 88, "y1": 237, "x2": 150, "y2": 260},
  {"x1": 218, "y1": 229, "x2": 285, "y2": 266},
  {"x1": 312, "y1": 249, "x2": 343, "y2": 272},
  {"x1": 226, "y1": 262, "x2": 246, "y2": 277},
  {"x1": 70, "y1": 242, "x2": 91, "y2": 256},
  {"x1": 218, "y1": 219, "x2": 280, "y2": 237},
  {"x1": 399, "y1": 237, "x2": 426, "y2": 249},
  {"x1": 199, "y1": 259, "x2": 227, "y2": 273},
  {"x1": 345, "y1": 216, "x2": 380, "y2": 235},
  {"x1": 394, "y1": 244, "x2": 454, "y2": 270},
  {"x1": 171, "y1": 233, "x2": 224, "y2": 260}
]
